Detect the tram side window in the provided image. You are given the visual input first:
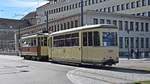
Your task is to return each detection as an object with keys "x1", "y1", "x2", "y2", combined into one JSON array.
[
  {"x1": 53, "y1": 33, "x2": 79, "y2": 47},
  {"x1": 94, "y1": 31, "x2": 100, "y2": 46},
  {"x1": 44, "y1": 37, "x2": 47, "y2": 46},
  {"x1": 38, "y1": 37, "x2": 41, "y2": 46},
  {"x1": 103, "y1": 32, "x2": 117, "y2": 46},
  {"x1": 41, "y1": 37, "x2": 44, "y2": 46},
  {"x1": 82, "y1": 31, "x2": 100, "y2": 46},
  {"x1": 33, "y1": 38, "x2": 36, "y2": 46},
  {"x1": 72, "y1": 33, "x2": 79, "y2": 46},
  {"x1": 88, "y1": 32, "x2": 93, "y2": 46},
  {"x1": 83, "y1": 32, "x2": 88, "y2": 46}
]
